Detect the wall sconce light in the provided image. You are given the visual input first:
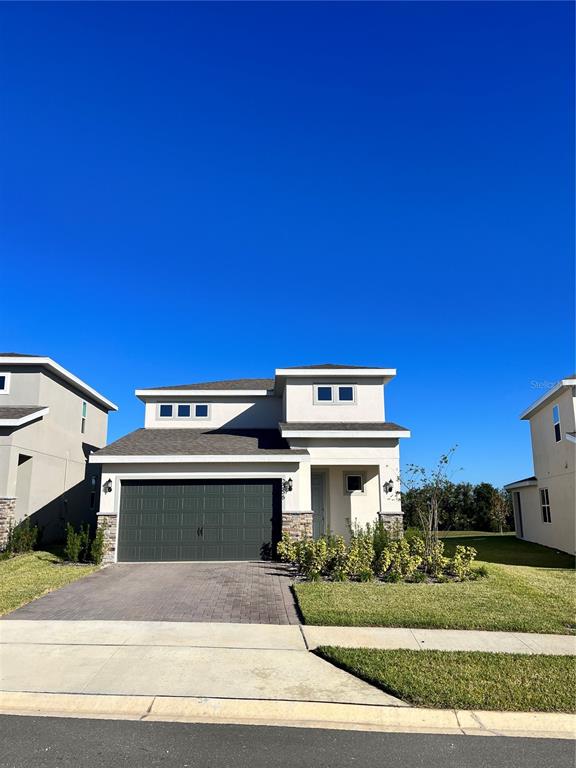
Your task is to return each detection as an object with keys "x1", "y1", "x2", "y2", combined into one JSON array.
[
  {"x1": 383, "y1": 479, "x2": 394, "y2": 494},
  {"x1": 103, "y1": 479, "x2": 113, "y2": 494},
  {"x1": 282, "y1": 478, "x2": 293, "y2": 494}
]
